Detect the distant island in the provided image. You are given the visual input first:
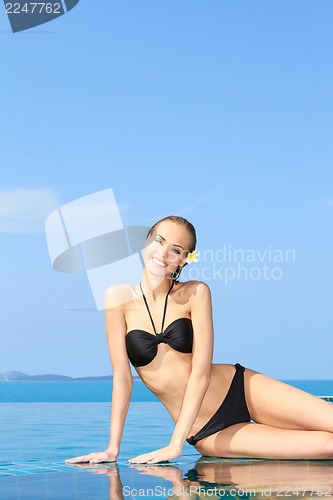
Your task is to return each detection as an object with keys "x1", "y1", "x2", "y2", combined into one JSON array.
[{"x1": 0, "y1": 371, "x2": 141, "y2": 382}]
